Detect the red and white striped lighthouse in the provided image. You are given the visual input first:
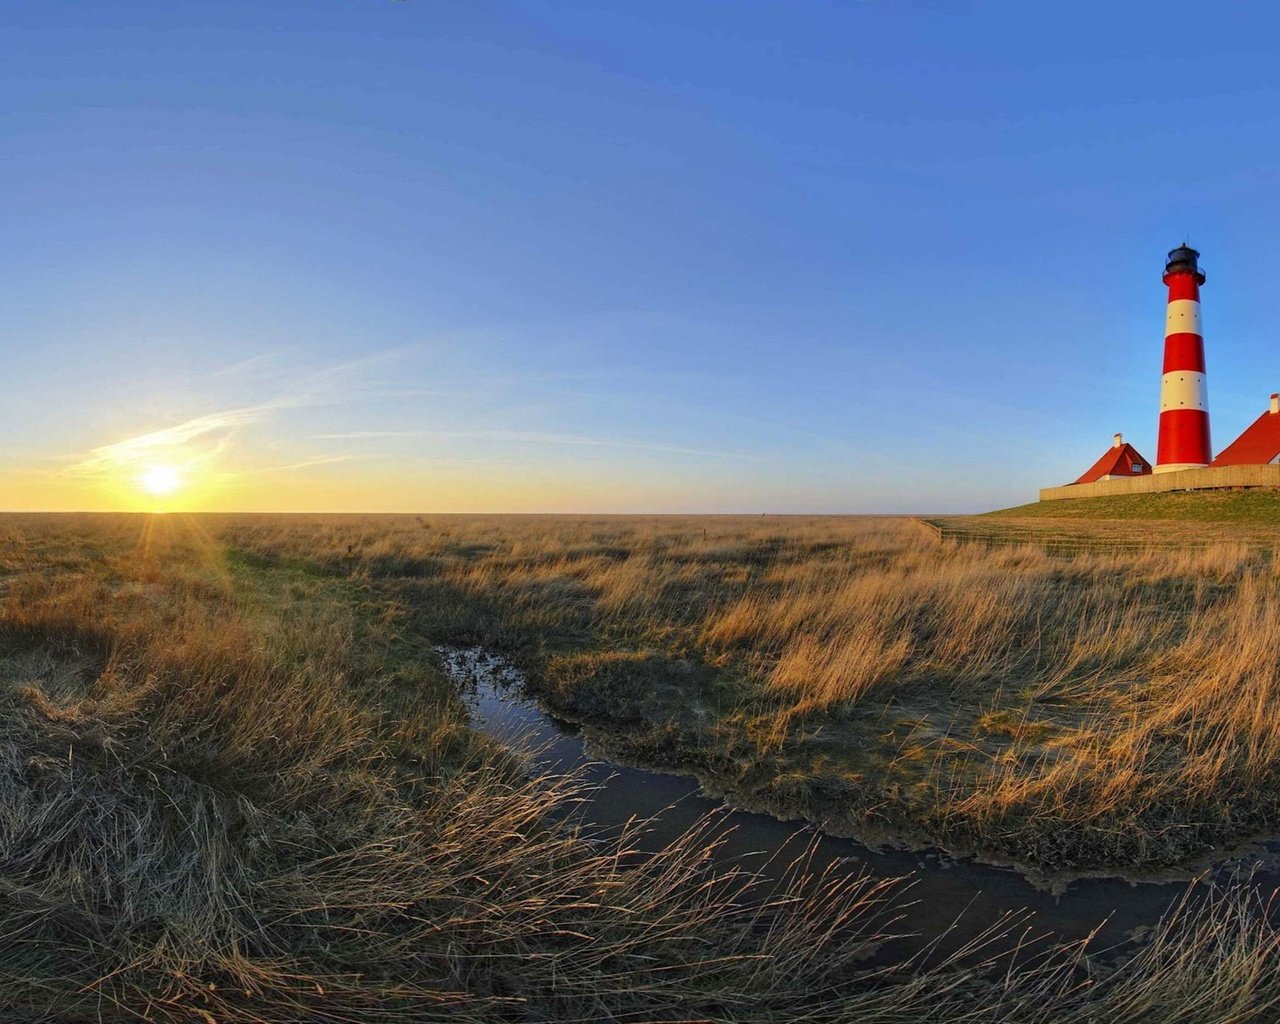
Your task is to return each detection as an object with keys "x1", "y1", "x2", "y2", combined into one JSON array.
[{"x1": 1155, "y1": 244, "x2": 1211, "y2": 472}]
